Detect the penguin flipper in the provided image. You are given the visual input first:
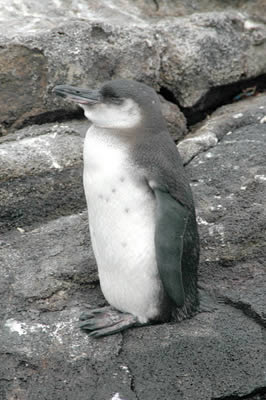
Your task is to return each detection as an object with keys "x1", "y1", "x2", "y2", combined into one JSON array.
[{"x1": 153, "y1": 187, "x2": 189, "y2": 307}]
